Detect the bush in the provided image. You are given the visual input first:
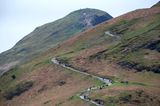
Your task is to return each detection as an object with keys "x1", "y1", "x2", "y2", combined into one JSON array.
[{"x1": 11, "y1": 75, "x2": 16, "y2": 79}]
